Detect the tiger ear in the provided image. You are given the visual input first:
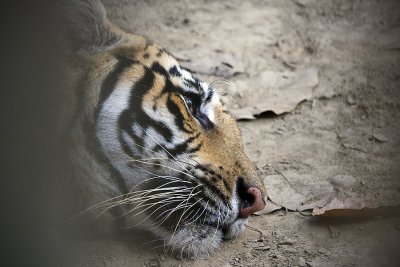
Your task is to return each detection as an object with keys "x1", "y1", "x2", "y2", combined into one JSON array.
[{"x1": 63, "y1": 0, "x2": 123, "y2": 51}]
